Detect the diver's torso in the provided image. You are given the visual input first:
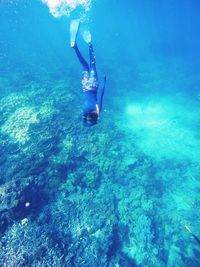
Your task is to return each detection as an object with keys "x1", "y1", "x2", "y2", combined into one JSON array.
[
  {"x1": 82, "y1": 70, "x2": 98, "y2": 92},
  {"x1": 82, "y1": 70, "x2": 98, "y2": 114}
]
